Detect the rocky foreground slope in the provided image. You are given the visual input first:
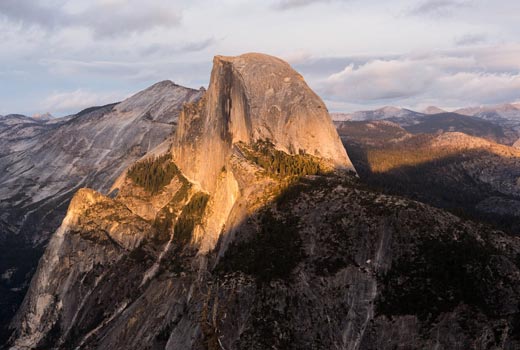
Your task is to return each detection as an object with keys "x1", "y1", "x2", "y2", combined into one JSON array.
[
  {"x1": 6, "y1": 54, "x2": 520, "y2": 350},
  {"x1": 0, "y1": 81, "x2": 203, "y2": 341}
]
